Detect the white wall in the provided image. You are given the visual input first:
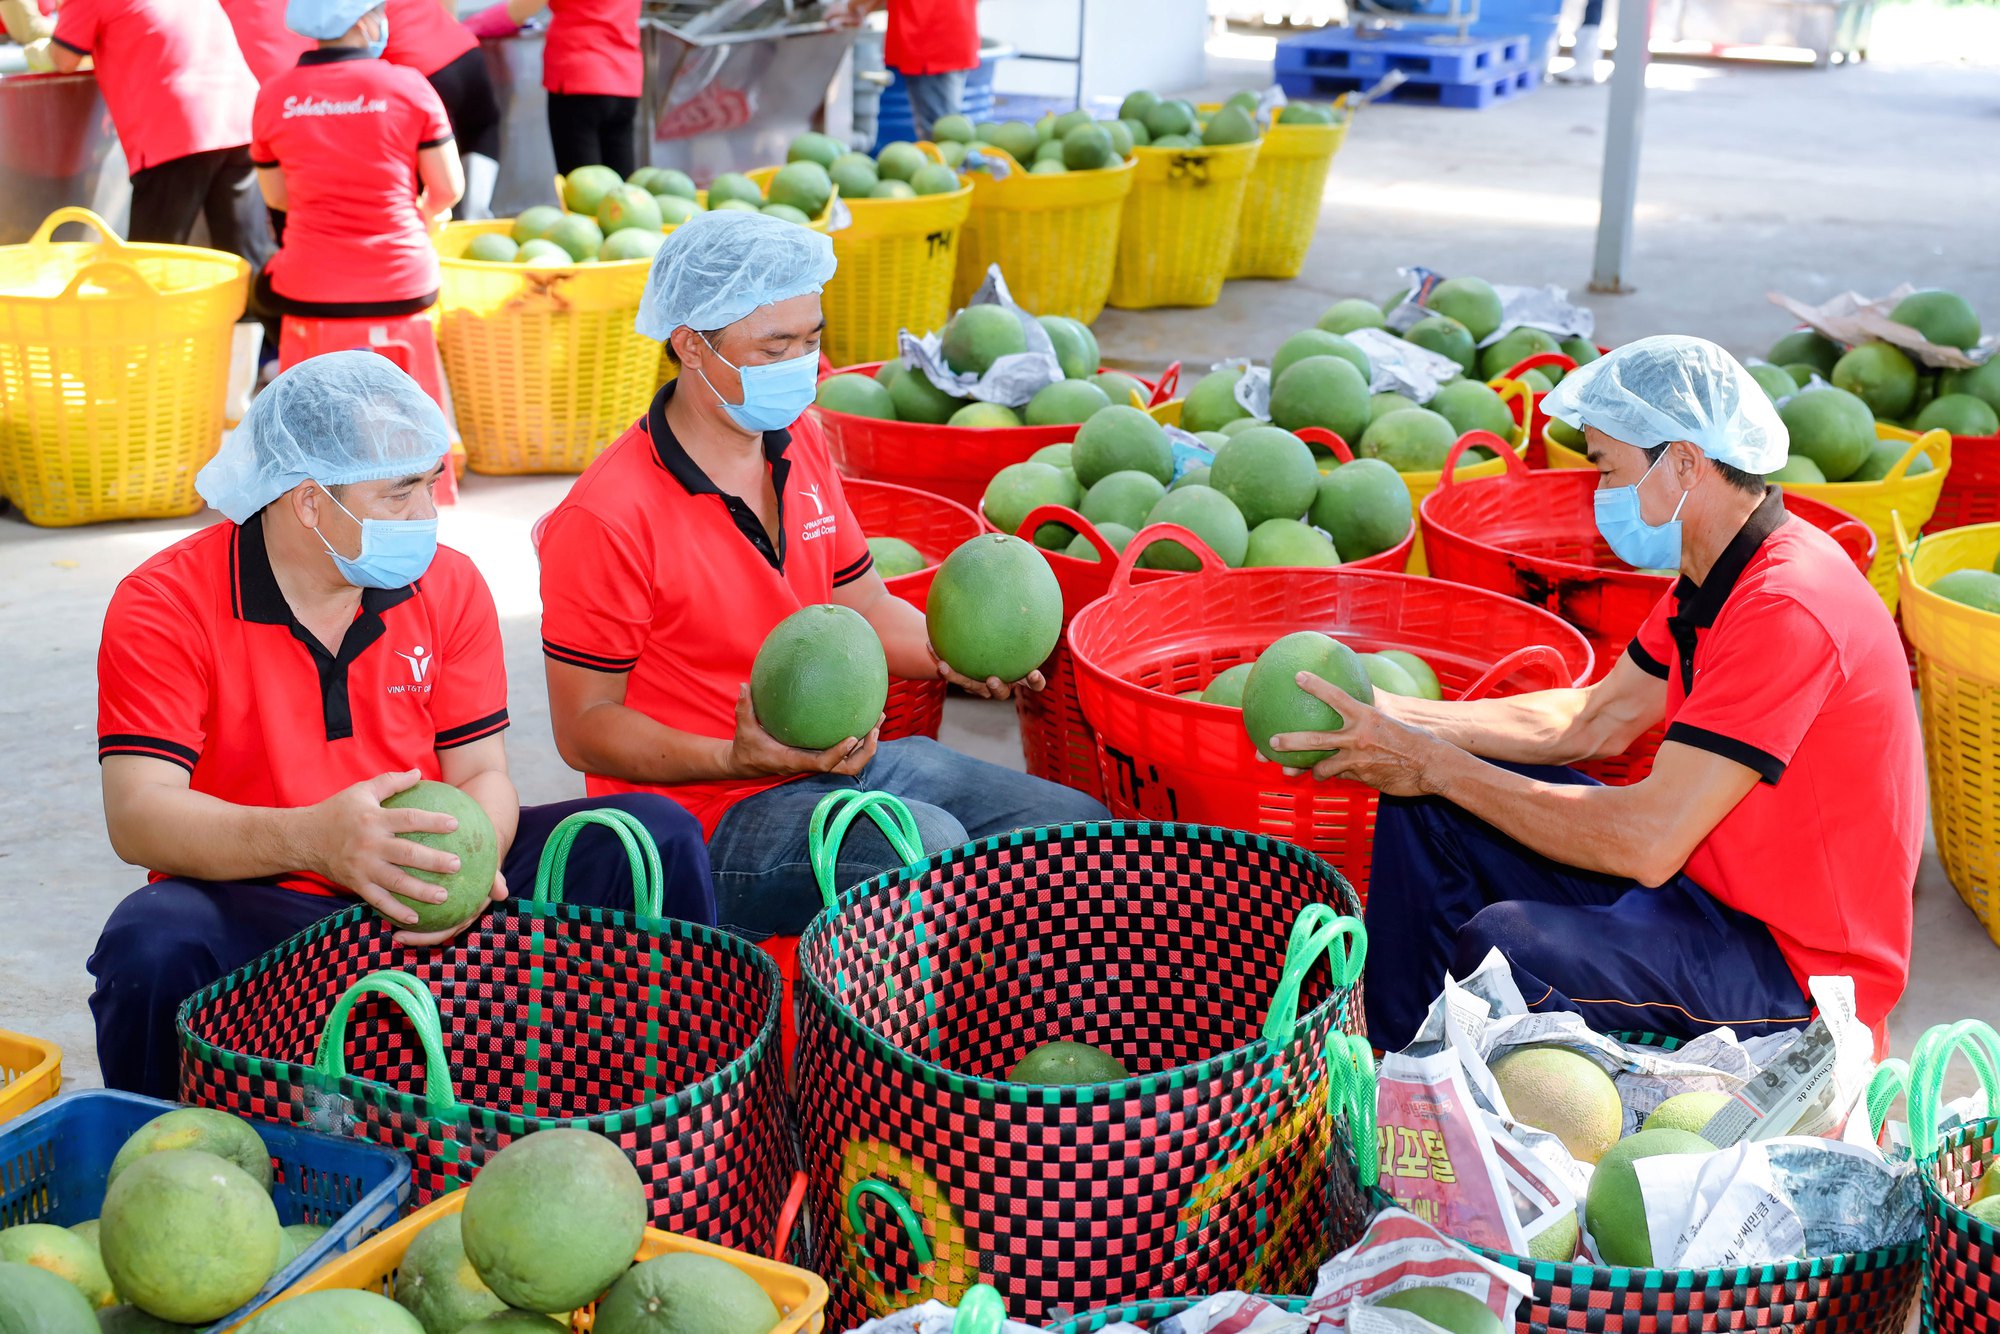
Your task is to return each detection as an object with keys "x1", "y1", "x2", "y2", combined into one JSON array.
[{"x1": 978, "y1": 0, "x2": 1210, "y2": 107}]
